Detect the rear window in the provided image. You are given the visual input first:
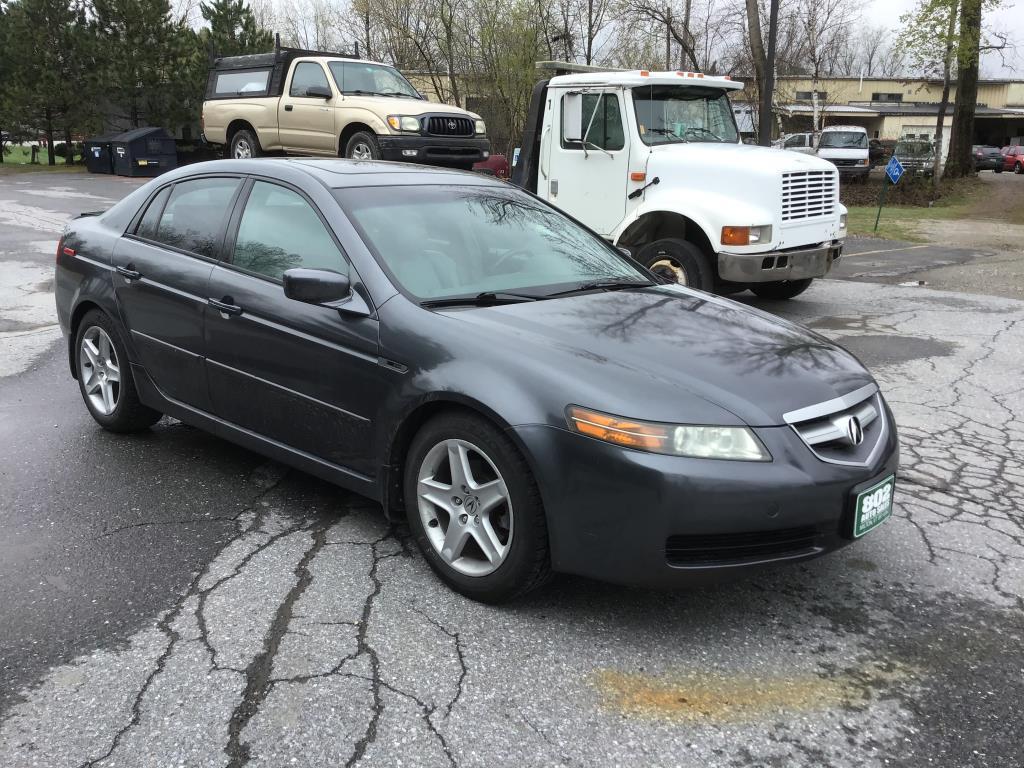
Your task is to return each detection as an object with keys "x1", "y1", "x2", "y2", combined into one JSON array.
[{"x1": 214, "y1": 70, "x2": 271, "y2": 97}]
